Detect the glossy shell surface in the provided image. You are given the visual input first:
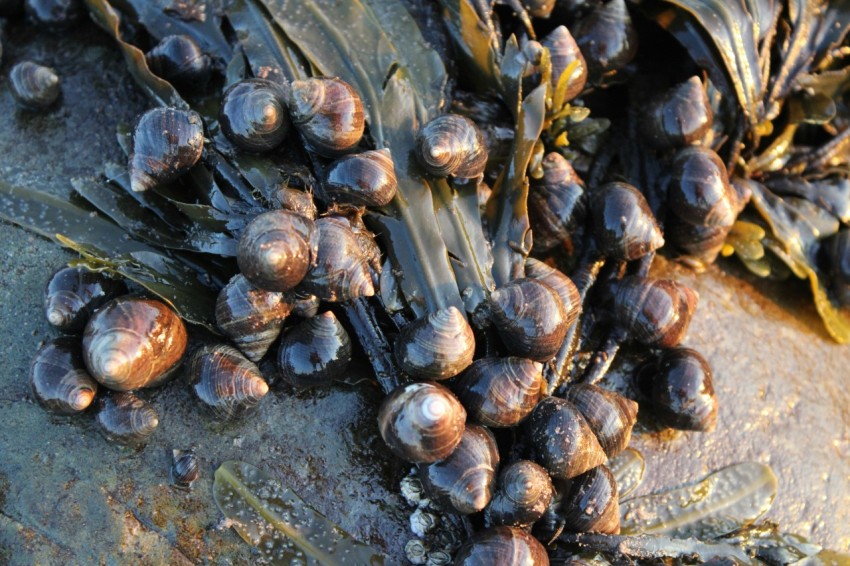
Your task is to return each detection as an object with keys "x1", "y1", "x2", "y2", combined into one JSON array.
[
  {"x1": 219, "y1": 79, "x2": 290, "y2": 152},
  {"x1": 415, "y1": 114, "x2": 487, "y2": 180},
  {"x1": 590, "y1": 182, "x2": 664, "y2": 261},
  {"x1": 146, "y1": 34, "x2": 211, "y2": 91},
  {"x1": 129, "y1": 107, "x2": 204, "y2": 192},
  {"x1": 30, "y1": 337, "x2": 98, "y2": 414},
  {"x1": 490, "y1": 278, "x2": 569, "y2": 362},
  {"x1": 485, "y1": 460, "x2": 553, "y2": 527},
  {"x1": 322, "y1": 148, "x2": 398, "y2": 207},
  {"x1": 9, "y1": 61, "x2": 60, "y2": 110},
  {"x1": 96, "y1": 392, "x2": 159, "y2": 445},
  {"x1": 44, "y1": 267, "x2": 127, "y2": 332},
  {"x1": 454, "y1": 357, "x2": 545, "y2": 428},
  {"x1": 454, "y1": 526, "x2": 549, "y2": 565},
  {"x1": 299, "y1": 216, "x2": 375, "y2": 302},
  {"x1": 288, "y1": 76, "x2": 364, "y2": 156},
  {"x1": 278, "y1": 311, "x2": 352, "y2": 389},
  {"x1": 393, "y1": 306, "x2": 475, "y2": 381},
  {"x1": 189, "y1": 344, "x2": 270, "y2": 420}
]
